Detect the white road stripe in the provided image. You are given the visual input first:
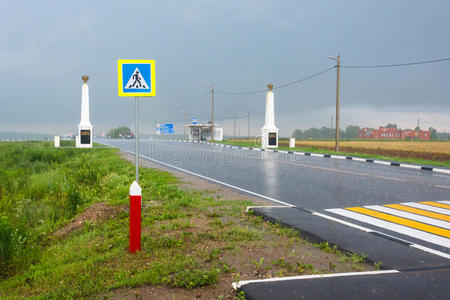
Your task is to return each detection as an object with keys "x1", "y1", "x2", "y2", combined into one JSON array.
[
  {"x1": 434, "y1": 168, "x2": 450, "y2": 175},
  {"x1": 374, "y1": 160, "x2": 391, "y2": 166},
  {"x1": 117, "y1": 148, "x2": 295, "y2": 207},
  {"x1": 400, "y1": 164, "x2": 421, "y2": 170},
  {"x1": 365, "y1": 205, "x2": 450, "y2": 229},
  {"x1": 438, "y1": 201, "x2": 450, "y2": 205},
  {"x1": 326, "y1": 208, "x2": 450, "y2": 248},
  {"x1": 312, "y1": 212, "x2": 373, "y2": 232},
  {"x1": 330, "y1": 155, "x2": 346, "y2": 160},
  {"x1": 352, "y1": 157, "x2": 366, "y2": 162},
  {"x1": 410, "y1": 244, "x2": 450, "y2": 259},
  {"x1": 231, "y1": 270, "x2": 399, "y2": 290},
  {"x1": 402, "y1": 202, "x2": 450, "y2": 216}
]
